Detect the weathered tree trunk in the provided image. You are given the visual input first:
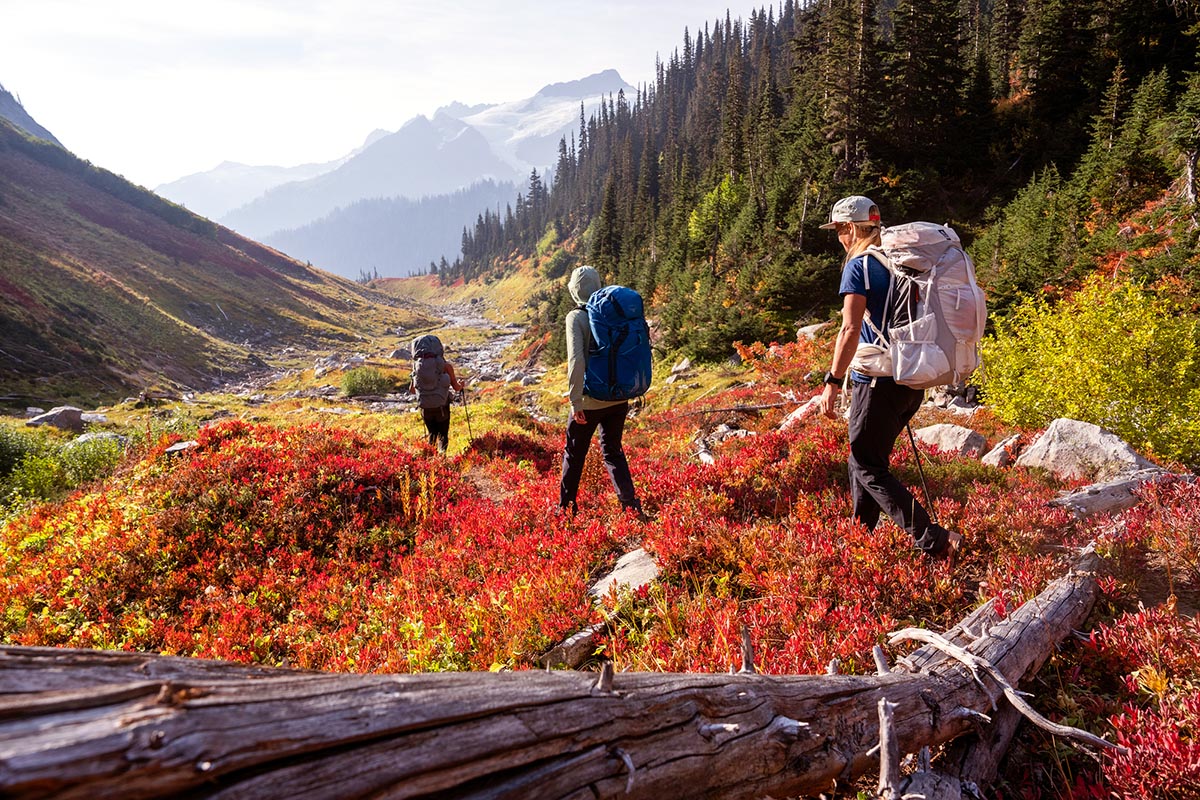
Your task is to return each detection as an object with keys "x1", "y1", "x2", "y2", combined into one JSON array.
[{"x1": 0, "y1": 552, "x2": 1101, "y2": 800}]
